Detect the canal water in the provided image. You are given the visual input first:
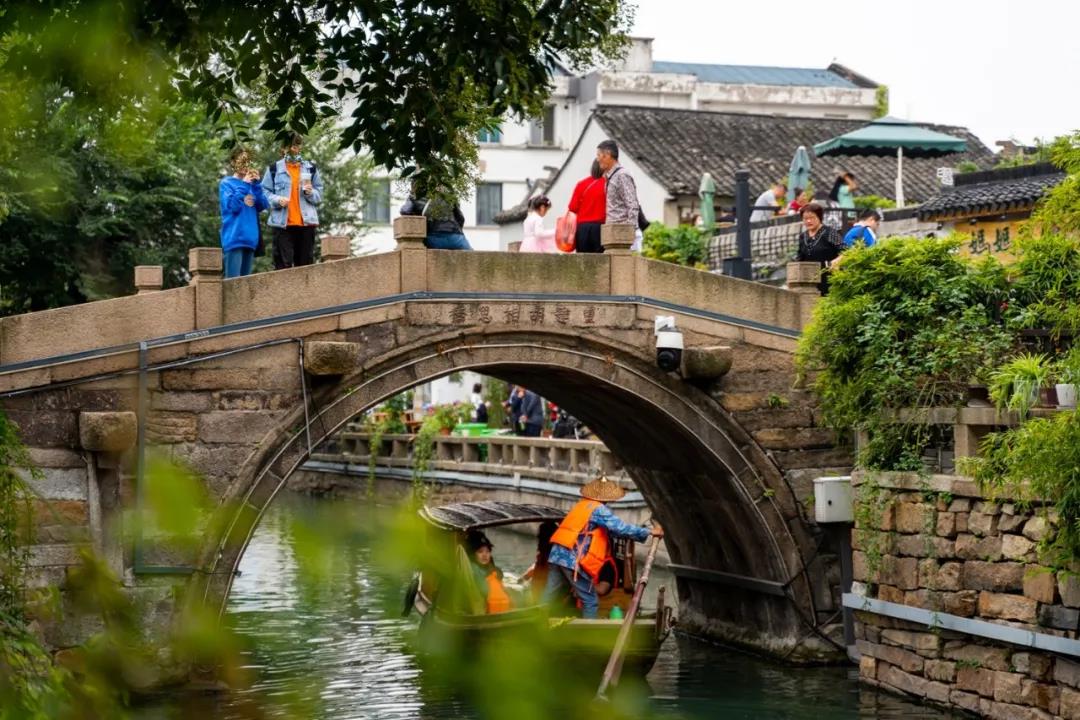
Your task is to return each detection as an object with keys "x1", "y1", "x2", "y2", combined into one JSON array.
[{"x1": 138, "y1": 494, "x2": 958, "y2": 719}]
